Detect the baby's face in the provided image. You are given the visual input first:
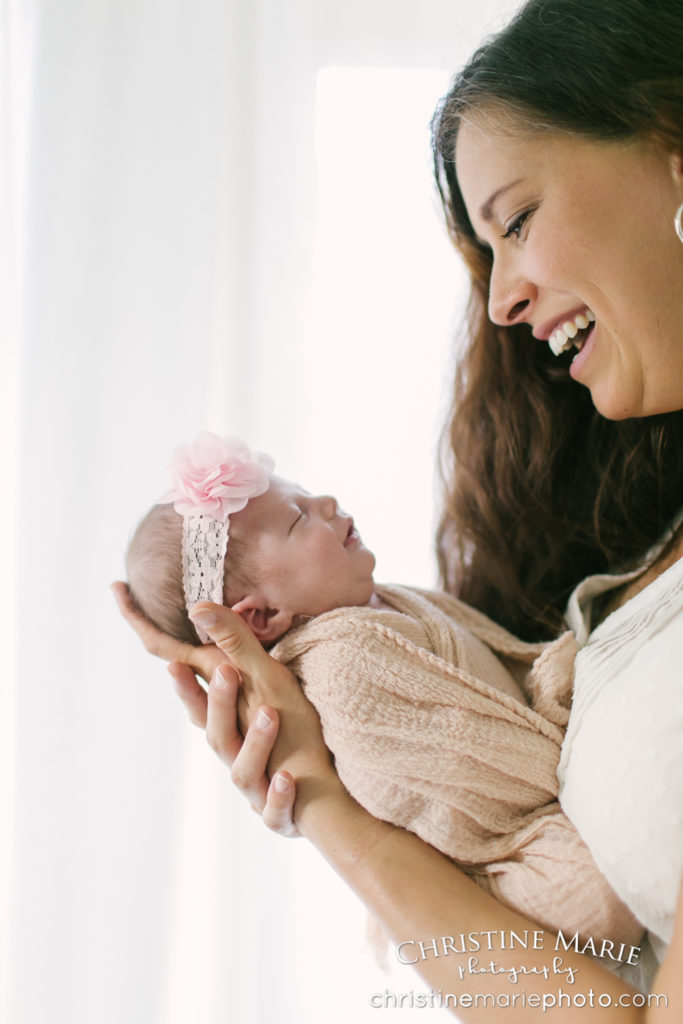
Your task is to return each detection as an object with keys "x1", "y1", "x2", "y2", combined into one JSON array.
[{"x1": 230, "y1": 476, "x2": 376, "y2": 618}]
